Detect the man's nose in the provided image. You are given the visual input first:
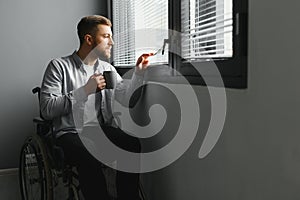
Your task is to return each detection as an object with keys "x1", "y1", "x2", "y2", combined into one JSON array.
[{"x1": 109, "y1": 37, "x2": 114, "y2": 45}]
